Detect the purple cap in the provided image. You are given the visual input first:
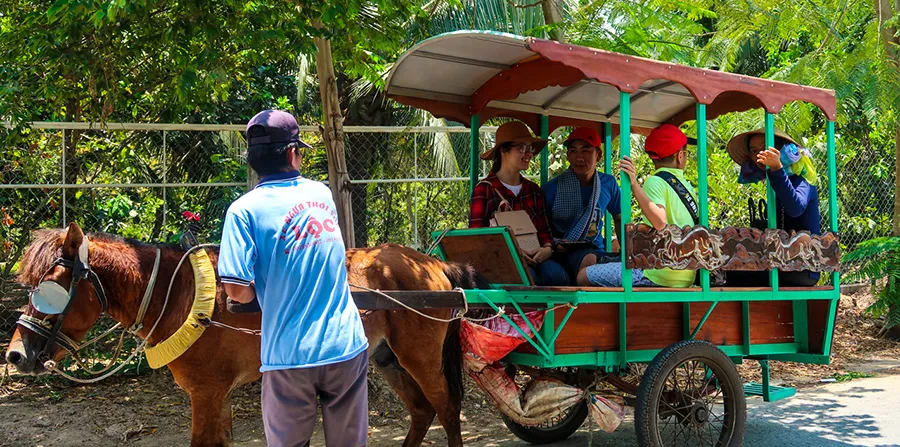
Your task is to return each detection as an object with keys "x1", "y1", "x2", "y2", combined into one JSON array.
[{"x1": 245, "y1": 110, "x2": 311, "y2": 148}]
